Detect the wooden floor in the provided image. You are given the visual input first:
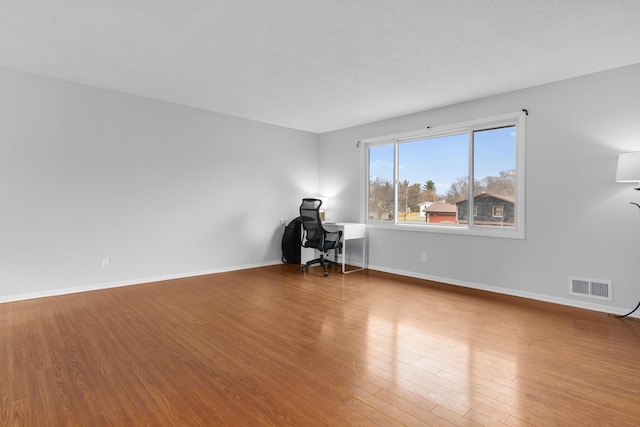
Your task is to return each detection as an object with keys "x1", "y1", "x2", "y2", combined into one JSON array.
[{"x1": 2, "y1": 265, "x2": 640, "y2": 426}]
